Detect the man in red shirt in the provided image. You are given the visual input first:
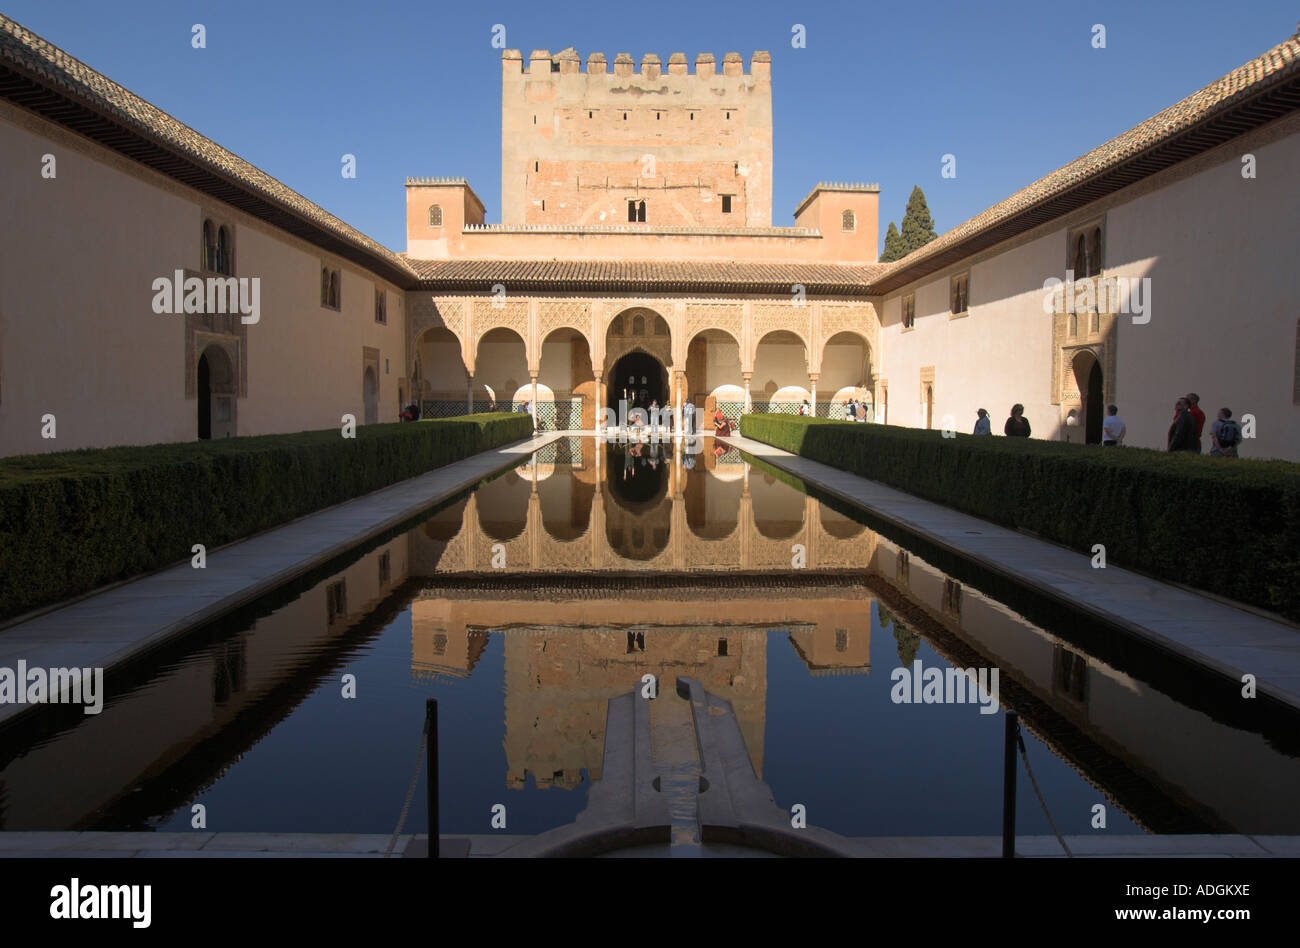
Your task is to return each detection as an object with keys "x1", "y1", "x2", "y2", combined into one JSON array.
[{"x1": 1185, "y1": 392, "x2": 1206, "y2": 453}]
